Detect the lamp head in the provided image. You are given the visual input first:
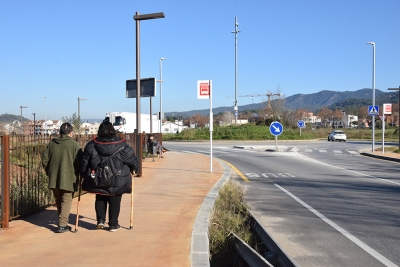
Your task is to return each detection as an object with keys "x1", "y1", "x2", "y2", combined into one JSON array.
[
  {"x1": 366, "y1": 42, "x2": 375, "y2": 46},
  {"x1": 160, "y1": 57, "x2": 167, "y2": 61}
]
